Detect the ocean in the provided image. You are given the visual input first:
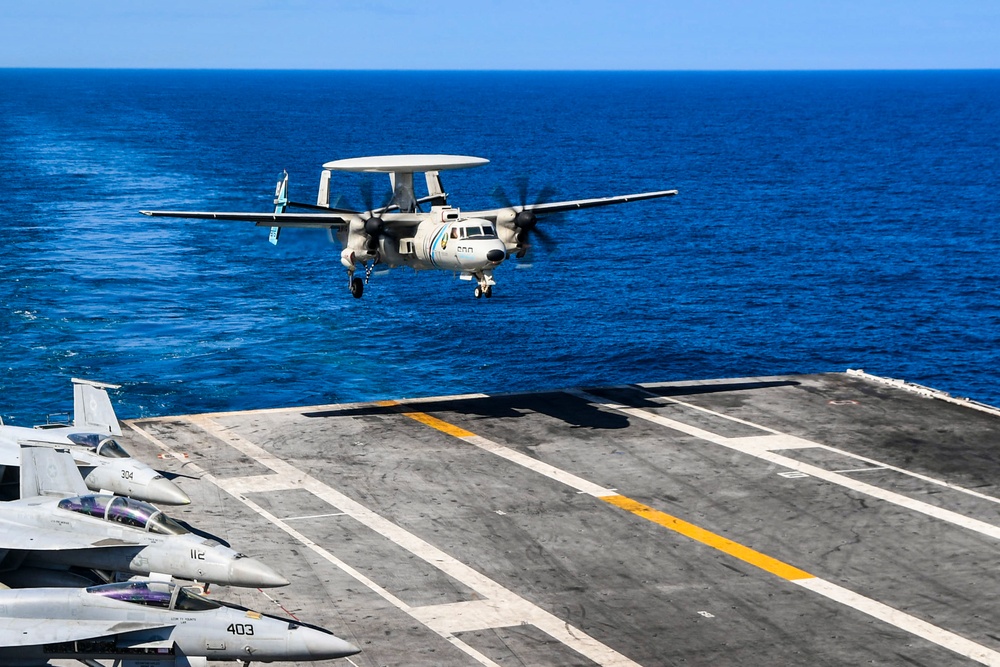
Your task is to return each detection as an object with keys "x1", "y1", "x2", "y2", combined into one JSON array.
[{"x1": 0, "y1": 70, "x2": 997, "y2": 424}]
